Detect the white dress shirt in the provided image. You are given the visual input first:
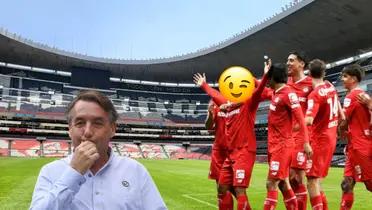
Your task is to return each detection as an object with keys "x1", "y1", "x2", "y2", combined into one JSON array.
[{"x1": 30, "y1": 151, "x2": 167, "y2": 210}]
